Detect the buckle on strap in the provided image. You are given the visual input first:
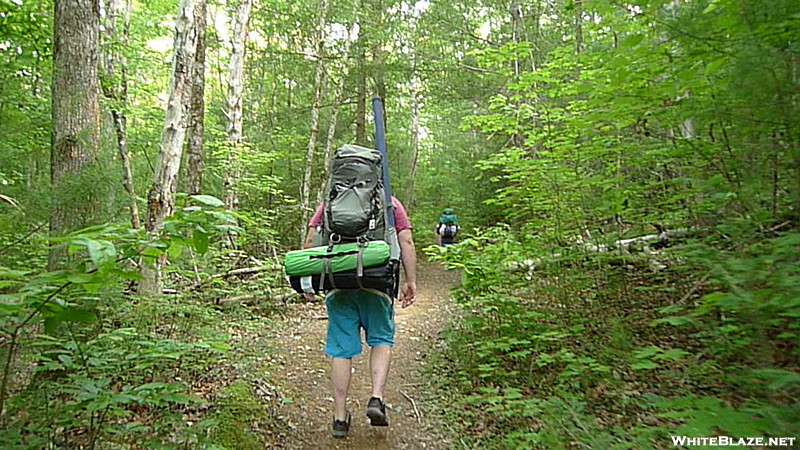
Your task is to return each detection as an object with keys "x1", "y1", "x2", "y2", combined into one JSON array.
[{"x1": 355, "y1": 241, "x2": 366, "y2": 289}]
